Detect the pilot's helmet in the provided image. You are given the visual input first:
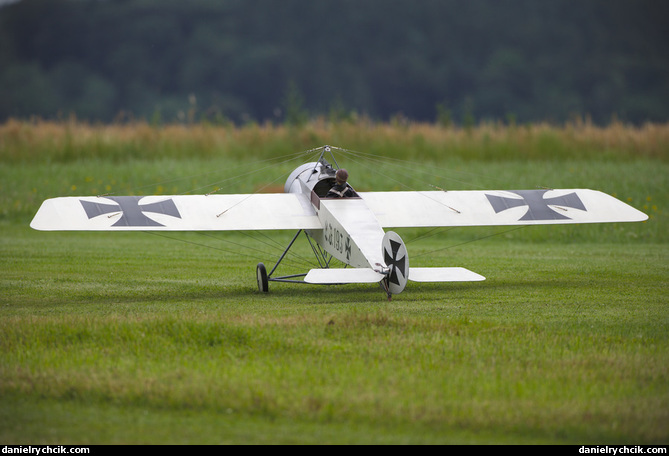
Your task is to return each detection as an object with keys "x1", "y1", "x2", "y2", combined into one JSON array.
[{"x1": 335, "y1": 168, "x2": 348, "y2": 184}]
